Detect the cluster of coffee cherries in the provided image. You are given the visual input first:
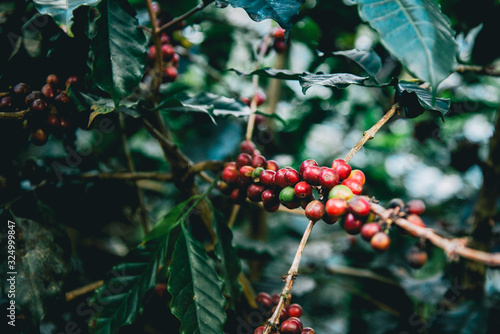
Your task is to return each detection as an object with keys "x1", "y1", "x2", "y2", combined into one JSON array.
[
  {"x1": 241, "y1": 91, "x2": 266, "y2": 108},
  {"x1": 253, "y1": 292, "x2": 314, "y2": 334},
  {"x1": 0, "y1": 74, "x2": 79, "y2": 146},
  {"x1": 257, "y1": 27, "x2": 287, "y2": 56}
]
